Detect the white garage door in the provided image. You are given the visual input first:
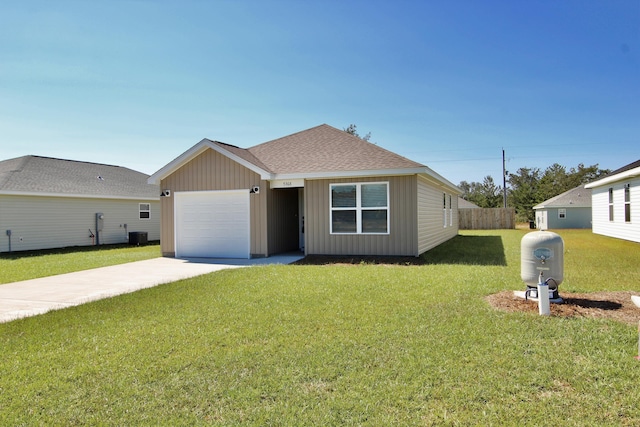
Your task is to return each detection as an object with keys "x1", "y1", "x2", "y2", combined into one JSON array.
[{"x1": 175, "y1": 190, "x2": 250, "y2": 259}]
